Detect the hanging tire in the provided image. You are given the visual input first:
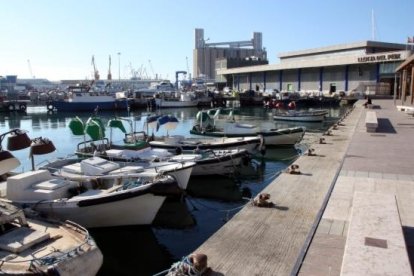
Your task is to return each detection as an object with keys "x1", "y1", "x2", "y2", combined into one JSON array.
[
  {"x1": 8, "y1": 104, "x2": 15, "y2": 111},
  {"x1": 19, "y1": 104, "x2": 27, "y2": 111},
  {"x1": 47, "y1": 104, "x2": 54, "y2": 111}
]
